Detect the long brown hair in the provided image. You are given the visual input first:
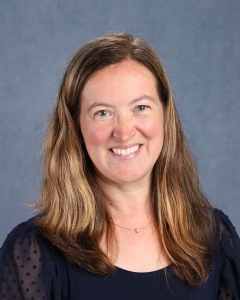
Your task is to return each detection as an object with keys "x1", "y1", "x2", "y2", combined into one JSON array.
[{"x1": 36, "y1": 32, "x2": 215, "y2": 286}]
